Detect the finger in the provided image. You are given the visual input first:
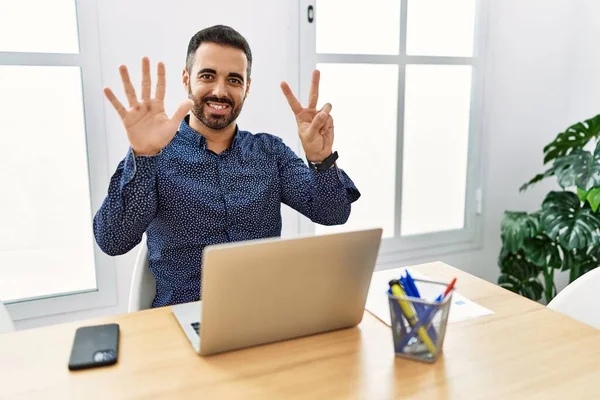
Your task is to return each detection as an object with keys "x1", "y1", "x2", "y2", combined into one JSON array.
[
  {"x1": 170, "y1": 99, "x2": 193, "y2": 123},
  {"x1": 305, "y1": 103, "x2": 332, "y2": 141},
  {"x1": 119, "y1": 65, "x2": 139, "y2": 108},
  {"x1": 155, "y1": 61, "x2": 166, "y2": 101},
  {"x1": 280, "y1": 81, "x2": 303, "y2": 115},
  {"x1": 319, "y1": 115, "x2": 334, "y2": 153},
  {"x1": 141, "y1": 57, "x2": 151, "y2": 101},
  {"x1": 104, "y1": 87, "x2": 127, "y2": 119},
  {"x1": 308, "y1": 69, "x2": 320, "y2": 109},
  {"x1": 323, "y1": 128, "x2": 334, "y2": 153},
  {"x1": 321, "y1": 115, "x2": 333, "y2": 136}
]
